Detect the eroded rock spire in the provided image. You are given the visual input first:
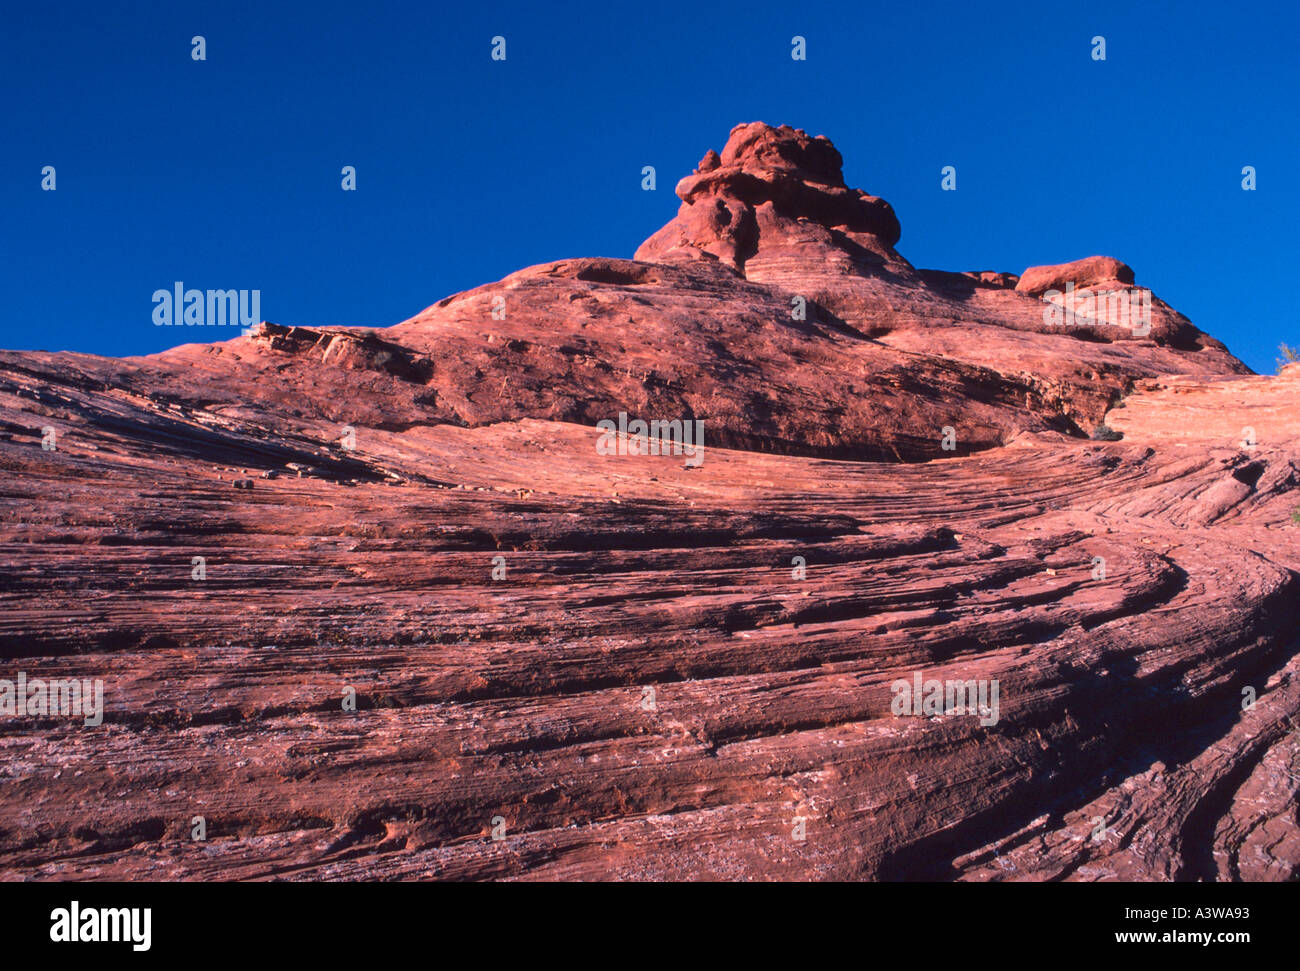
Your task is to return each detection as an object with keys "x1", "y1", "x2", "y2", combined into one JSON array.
[{"x1": 635, "y1": 122, "x2": 905, "y2": 275}]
